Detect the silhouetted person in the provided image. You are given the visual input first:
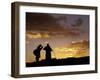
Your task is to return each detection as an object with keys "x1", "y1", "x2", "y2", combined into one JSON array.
[
  {"x1": 43, "y1": 43, "x2": 53, "y2": 62},
  {"x1": 33, "y1": 44, "x2": 43, "y2": 62}
]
